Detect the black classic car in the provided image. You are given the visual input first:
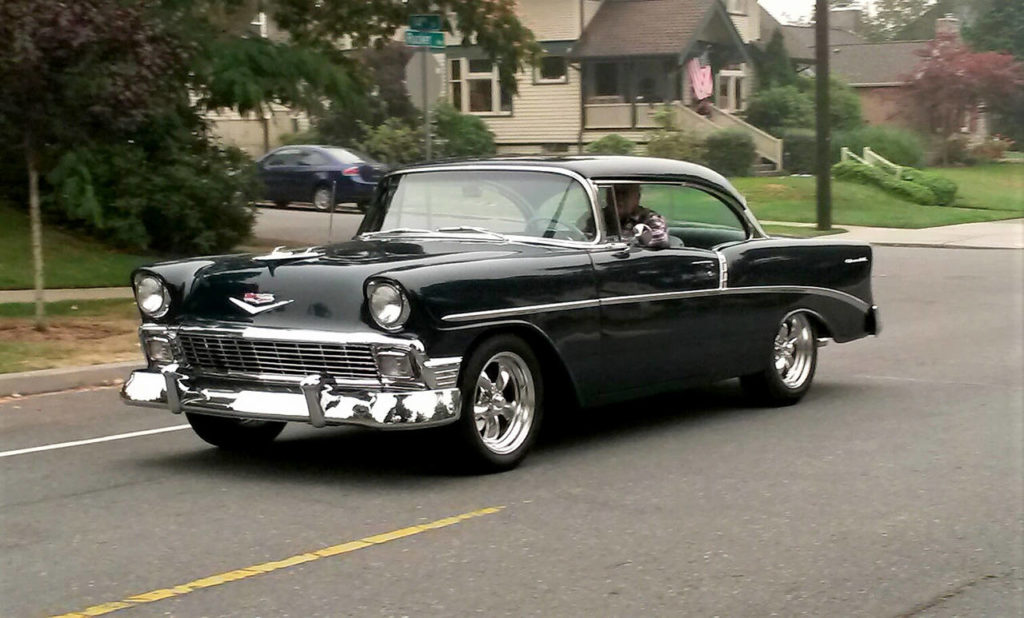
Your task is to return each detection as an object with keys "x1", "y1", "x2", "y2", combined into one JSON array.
[{"x1": 123, "y1": 156, "x2": 880, "y2": 471}]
